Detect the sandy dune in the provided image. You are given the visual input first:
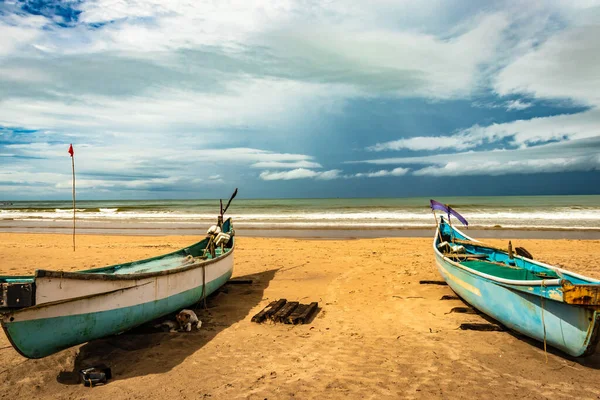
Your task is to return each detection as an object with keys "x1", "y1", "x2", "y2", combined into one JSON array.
[{"x1": 1, "y1": 233, "x2": 600, "y2": 399}]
